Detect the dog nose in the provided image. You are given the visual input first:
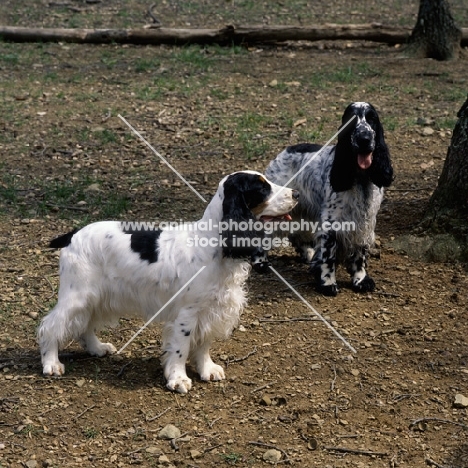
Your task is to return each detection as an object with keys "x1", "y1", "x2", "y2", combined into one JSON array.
[{"x1": 292, "y1": 190, "x2": 300, "y2": 200}]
